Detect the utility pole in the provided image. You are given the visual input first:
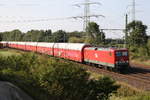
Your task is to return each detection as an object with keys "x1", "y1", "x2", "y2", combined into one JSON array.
[
  {"x1": 125, "y1": 14, "x2": 128, "y2": 48},
  {"x1": 73, "y1": 0, "x2": 104, "y2": 32}
]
